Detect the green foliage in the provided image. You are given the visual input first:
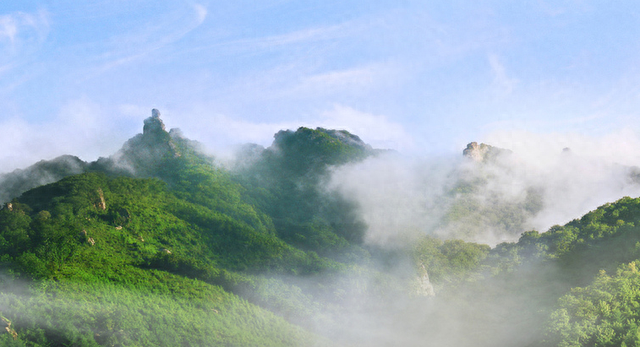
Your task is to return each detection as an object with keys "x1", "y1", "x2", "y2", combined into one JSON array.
[
  {"x1": 18, "y1": 119, "x2": 640, "y2": 346},
  {"x1": 0, "y1": 274, "x2": 322, "y2": 347},
  {"x1": 0, "y1": 165, "x2": 358, "y2": 345},
  {"x1": 234, "y1": 127, "x2": 373, "y2": 251},
  {"x1": 545, "y1": 261, "x2": 640, "y2": 347},
  {"x1": 413, "y1": 236, "x2": 490, "y2": 290},
  {"x1": 483, "y1": 196, "x2": 640, "y2": 289}
]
